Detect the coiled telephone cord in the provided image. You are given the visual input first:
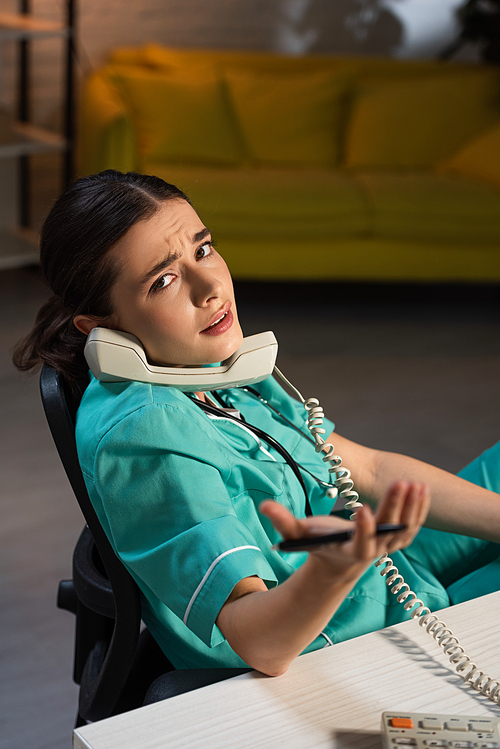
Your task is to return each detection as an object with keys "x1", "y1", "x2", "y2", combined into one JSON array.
[
  {"x1": 375, "y1": 554, "x2": 500, "y2": 704},
  {"x1": 274, "y1": 366, "x2": 500, "y2": 706},
  {"x1": 274, "y1": 367, "x2": 363, "y2": 517}
]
